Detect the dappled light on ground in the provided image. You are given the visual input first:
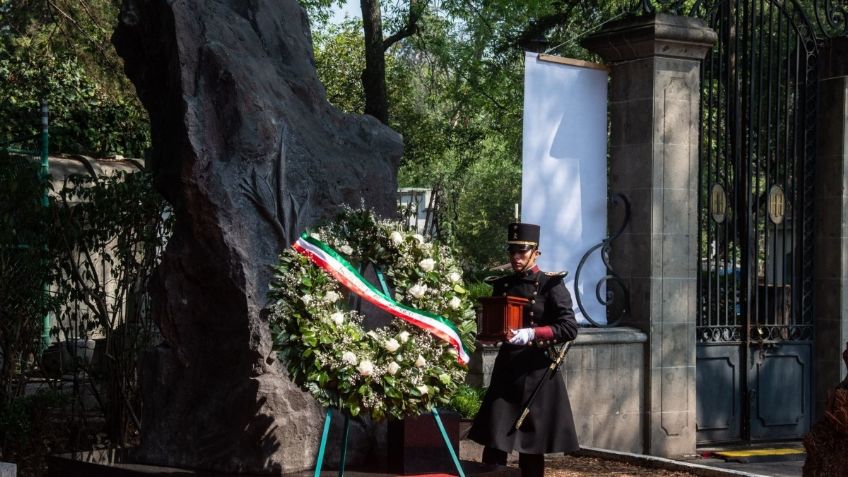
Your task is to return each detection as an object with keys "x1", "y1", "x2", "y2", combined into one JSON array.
[{"x1": 544, "y1": 455, "x2": 695, "y2": 477}]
